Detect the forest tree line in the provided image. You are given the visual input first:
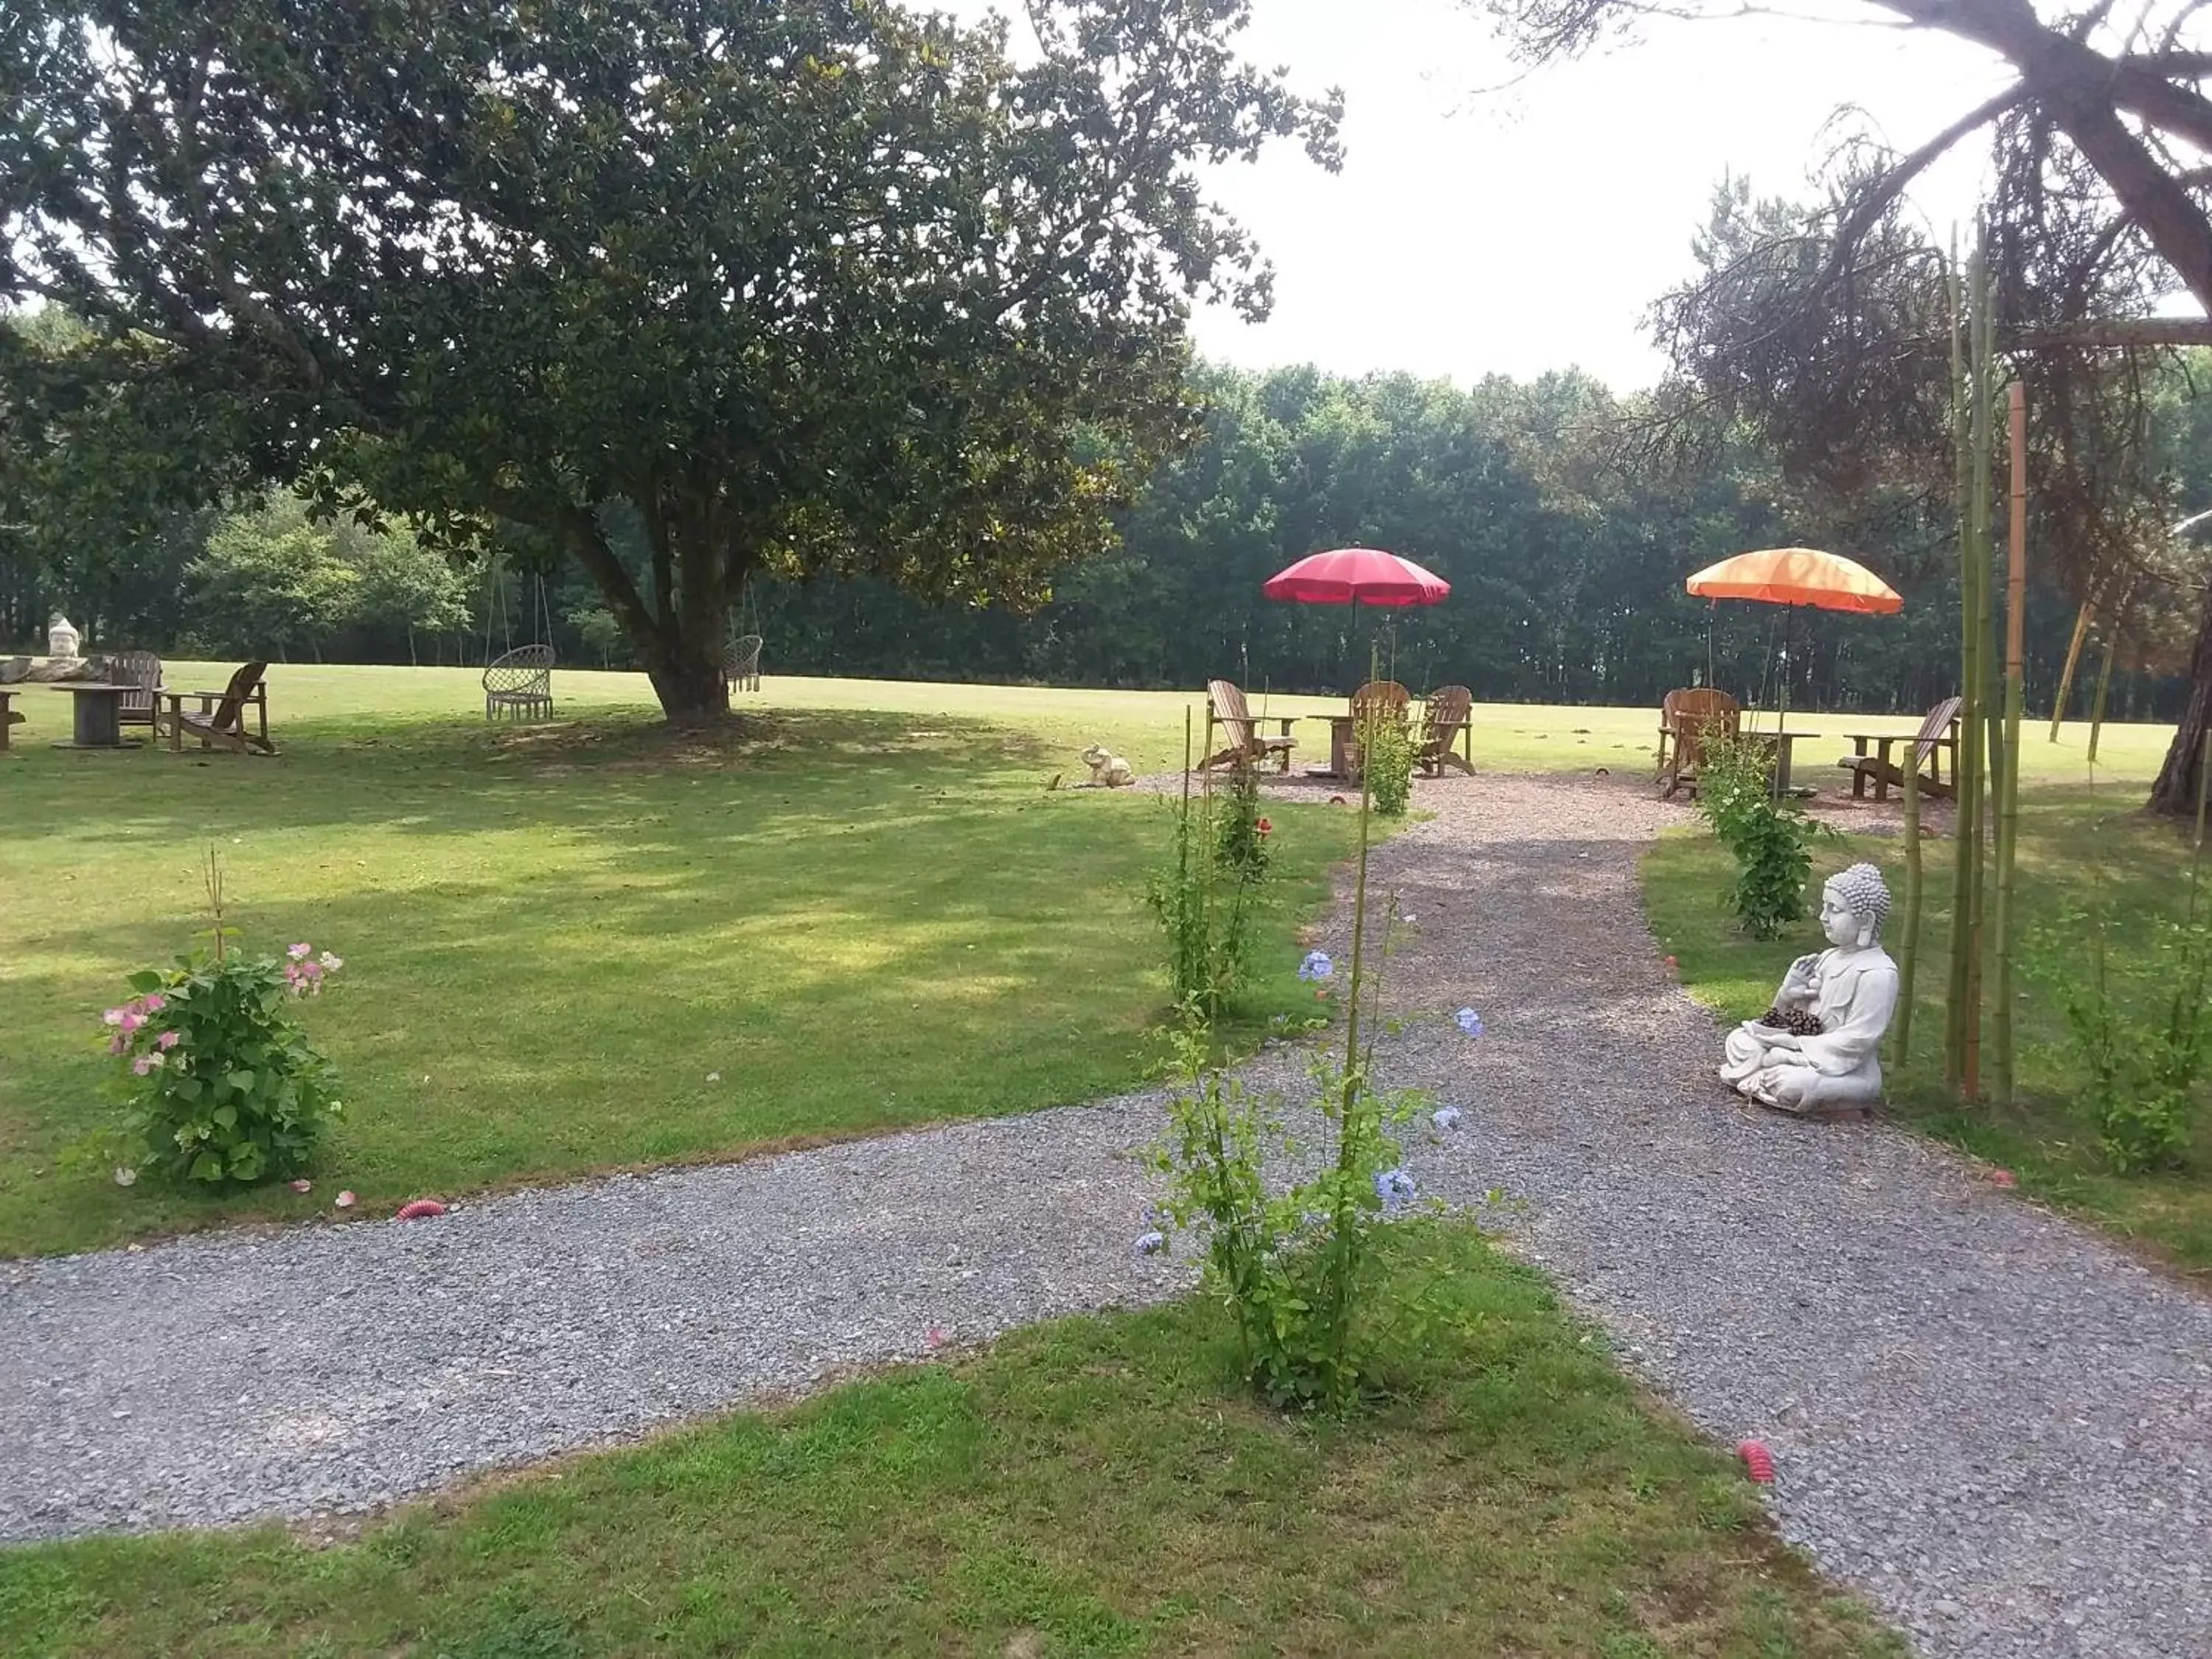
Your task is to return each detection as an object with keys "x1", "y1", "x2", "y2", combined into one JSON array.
[{"x1": 4, "y1": 357, "x2": 2194, "y2": 720}]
